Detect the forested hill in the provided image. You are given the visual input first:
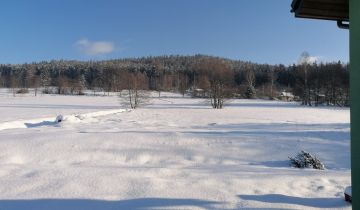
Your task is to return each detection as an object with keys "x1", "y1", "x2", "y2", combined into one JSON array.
[{"x1": 0, "y1": 54, "x2": 349, "y2": 106}]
